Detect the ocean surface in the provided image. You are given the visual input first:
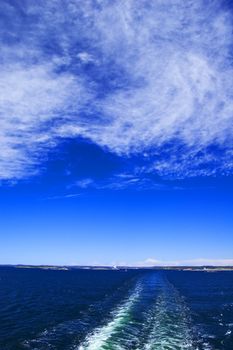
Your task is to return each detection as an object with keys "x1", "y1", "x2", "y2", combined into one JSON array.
[{"x1": 0, "y1": 267, "x2": 233, "y2": 350}]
